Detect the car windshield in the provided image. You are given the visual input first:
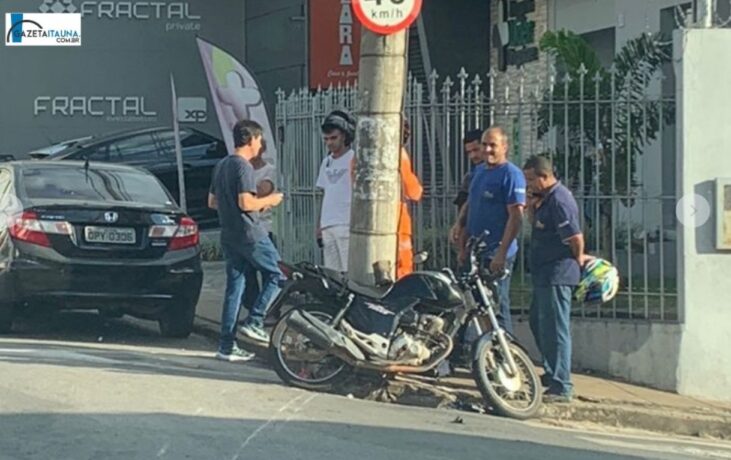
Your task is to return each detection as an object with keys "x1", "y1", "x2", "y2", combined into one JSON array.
[{"x1": 19, "y1": 166, "x2": 175, "y2": 207}]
